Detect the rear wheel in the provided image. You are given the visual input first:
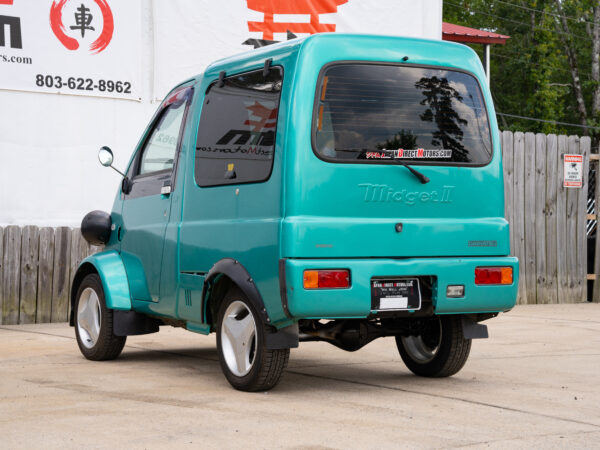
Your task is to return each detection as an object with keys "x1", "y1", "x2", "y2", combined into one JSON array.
[
  {"x1": 75, "y1": 274, "x2": 126, "y2": 361},
  {"x1": 216, "y1": 287, "x2": 289, "y2": 391},
  {"x1": 396, "y1": 315, "x2": 471, "y2": 377}
]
